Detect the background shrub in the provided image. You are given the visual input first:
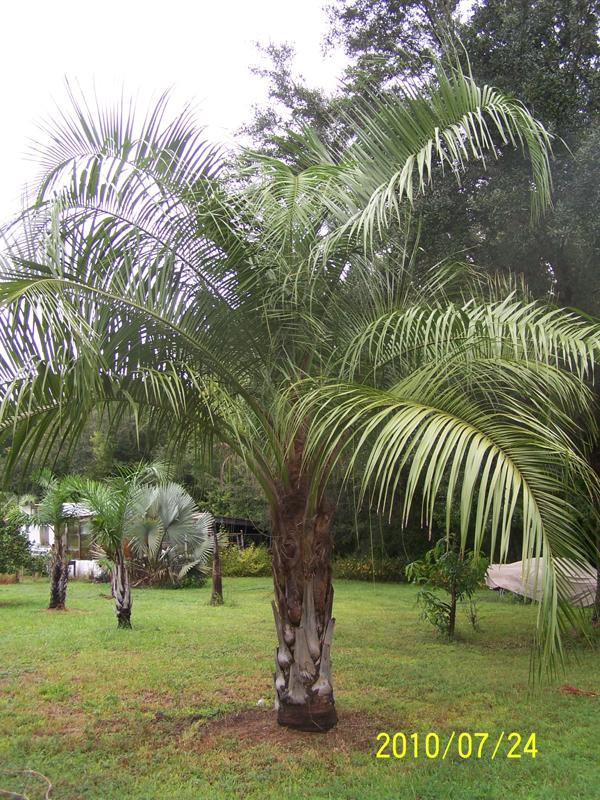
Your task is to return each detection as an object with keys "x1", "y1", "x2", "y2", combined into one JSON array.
[
  {"x1": 26, "y1": 552, "x2": 51, "y2": 577},
  {"x1": 0, "y1": 505, "x2": 31, "y2": 579},
  {"x1": 220, "y1": 543, "x2": 272, "y2": 577}
]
